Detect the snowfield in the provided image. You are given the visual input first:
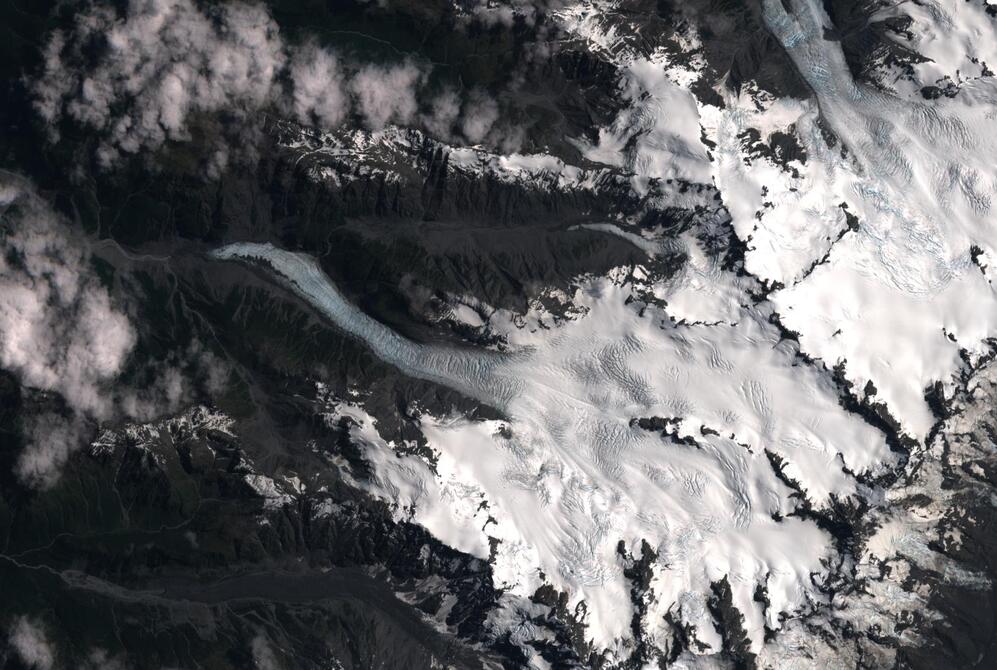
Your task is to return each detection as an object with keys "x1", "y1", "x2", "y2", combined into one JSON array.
[
  {"x1": 215, "y1": 239, "x2": 892, "y2": 655},
  {"x1": 213, "y1": 0, "x2": 997, "y2": 662},
  {"x1": 755, "y1": 0, "x2": 997, "y2": 439}
]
